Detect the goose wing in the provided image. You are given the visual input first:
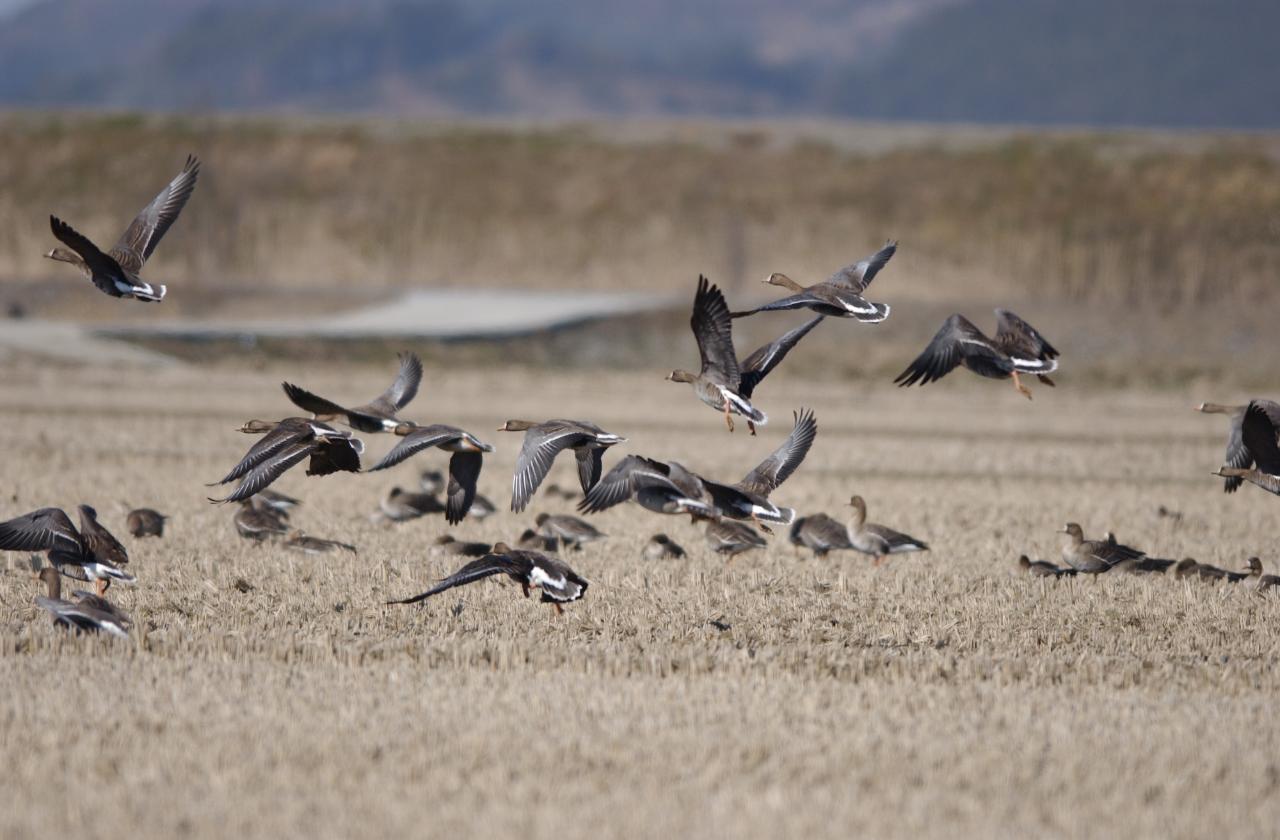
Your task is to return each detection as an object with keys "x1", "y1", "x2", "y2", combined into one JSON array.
[
  {"x1": 306, "y1": 436, "x2": 364, "y2": 476},
  {"x1": 738, "y1": 408, "x2": 817, "y2": 496},
  {"x1": 1241, "y1": 401, "x2": 1280, "y2": 476},
  {"x1": 210, "y1": 421, "x2": 309, "y2": 485},
  {"x1": 579, "y1": 455, "x2": 676, "y2": 513},
  {"x1": 109, "y1": 155, "x2": 199, "y2": 272},
  {"x1": 0, "y1": 508, "x2": 83, "y2": 554},
  {"x1": 387, "y1": 553, "x2": 528, "y2": 605},
  {"x1": 213, "y1": 441, "x2": 316, "y2": 503},
  {"x1": 691, "y1": 276, "x2": 741, "y2": 389},
  {"x1": 369, "y1": 426, "x2": 465, "y2": 472},
  {"x1": 445, "y1": 451, "x2": 484, "y2": 525},
  {"x1": 366, "y1": 352, "x2": 423, "y2": 415},
  {"x1": 1222, "y1": 410, "x2": 1251, "y2": 493},
  {"x1": 895, "y1": 314, "x2": 1004, "y2": 386},
  {"x1": 511, "y1": 422, "x2": 587, "y2": 512},
  {"x1": 738, "y1": 316, "x2": 824, "y2": 400},
  {"x1": 994, "y1": 308, "x2": 1059, "y2": 371},
  {"x1": 826, "y1": 240, "x2": 897, "y2": 292},
  {"x1": 49, "y1": 216, "x2": 123, "y2": 291}
]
